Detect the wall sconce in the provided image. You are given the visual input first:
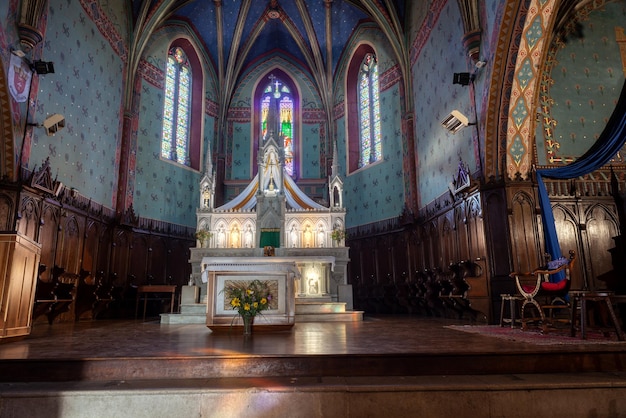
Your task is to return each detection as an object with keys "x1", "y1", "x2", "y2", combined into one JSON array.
[
  {"x1": 11, "y1": 50, "x2": 54, "y2": 75},
  {"x1": 453, "y1": 72, "x2": 474, "y2": 86},
  {"x1": 441, "y1": 110, "x2": 475, "y2": 134},
  {"x1": 29, "y1": 113, "x2": 65, "y2": 136}
]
